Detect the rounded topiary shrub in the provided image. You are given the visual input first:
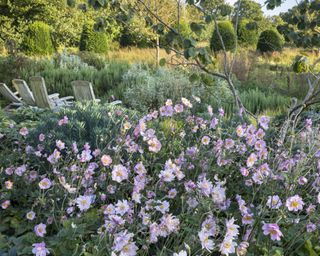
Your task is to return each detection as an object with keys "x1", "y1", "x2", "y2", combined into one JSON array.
[
  {"x1": 257, "y1": 29, "x2": 284, "y2": 53},
  {"x1": 79, "y1": 23, "x2": 109, "y2": 53},
  {"x1": 292, "y1": 55, "x2": 309, "y2": 73},
  {"x1": 22, "y1": 21, "x2": 54, "y2": 55},
  {"x1": 237, "y1": 19, "x2": 259, "y2": 47},
  {"x1": 210, "y1": 21, "x2": 236, "y2": 52}
]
